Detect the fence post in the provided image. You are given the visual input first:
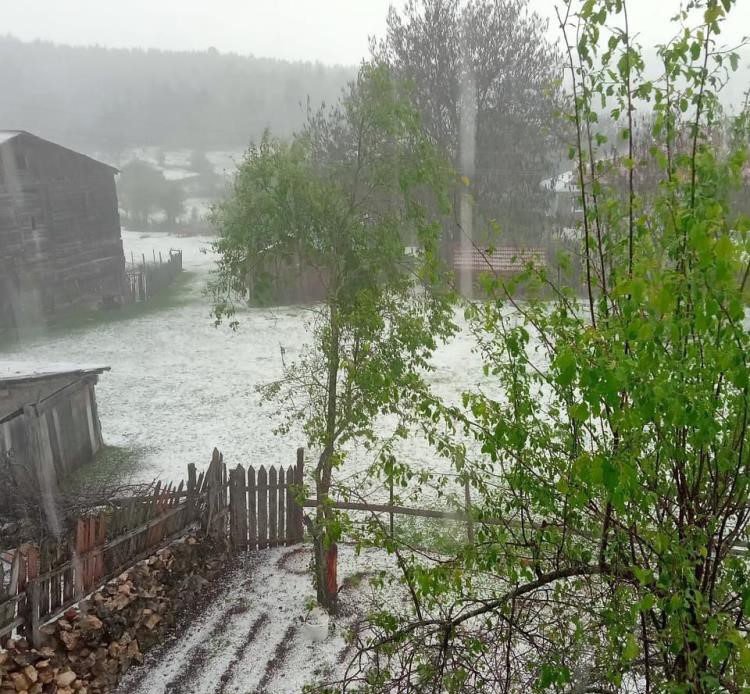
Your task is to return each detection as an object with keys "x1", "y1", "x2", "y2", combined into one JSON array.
[
  {"x1": 285, "y1": 465, "x2": 295, "y2": 545},
  {"x1": 294, "y1": 448, "x2": 305, "y2": 542},
  {"x1": 257, "y1": 466, "x2": 268, "y2": 549},
  {"x1": 248, "y1": 466, "x2": 257, "y2": 550},
  {"x1": 205, "y1": 449, "x2": 222, "y2": 536},
  {"x1": 389, "y1": 477, "x2": 394, "y2": 539},
  {"x1": 74, "y1": 519, "x2": 88, "y2": 599},
  {"x1": 464, "y1": 480, "x2": 474, "y2": 544},
  {"x1": 229, "y1": 465, "x2": 248, "y2": 551},
  {"x1": 27, "y1": 579, "x2": 41, "y2": 649},
  {"x1": 186, "y1": 463, "x2": 197, "y2": 522},
  {"x1": 277, "y1": 466, "x2": 286, "y2": 546},
  {"x1": 269, "y1": 466, "x2": 278, "y2": 547}
]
